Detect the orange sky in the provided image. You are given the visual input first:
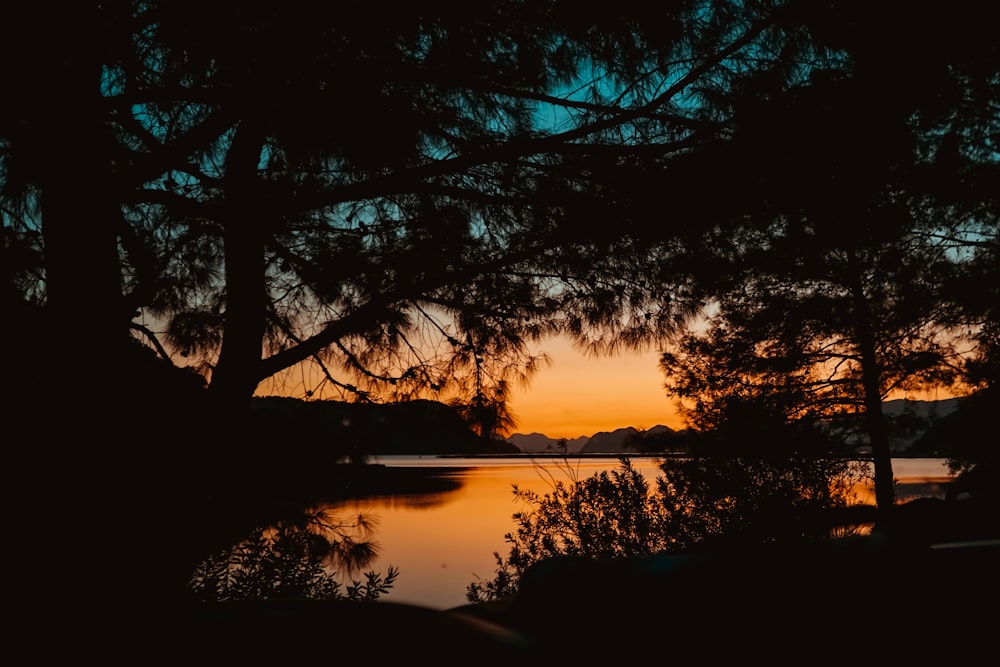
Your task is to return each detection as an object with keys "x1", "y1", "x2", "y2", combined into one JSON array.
[
  {"x1": 507, "y1": 337, "x2": 683, "y2": 439},
  {"x1": 505, "y1": 339, "x2": 966, "y2": 438},
  {"x1": 256, "y1": 335, "x2": 959, "y2": 441},
  {"x1": 257, "y1": 335, "x2": 683, "y2": 440}
]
